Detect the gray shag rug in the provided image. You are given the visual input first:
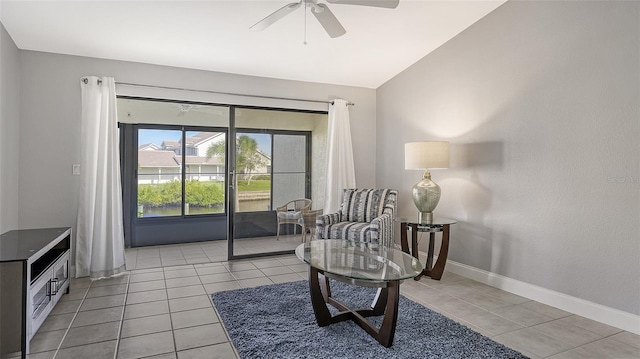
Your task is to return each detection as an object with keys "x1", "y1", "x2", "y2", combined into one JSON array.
[{"x1": 211, "y1": 280, "x2": 529, "y2": 359}]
